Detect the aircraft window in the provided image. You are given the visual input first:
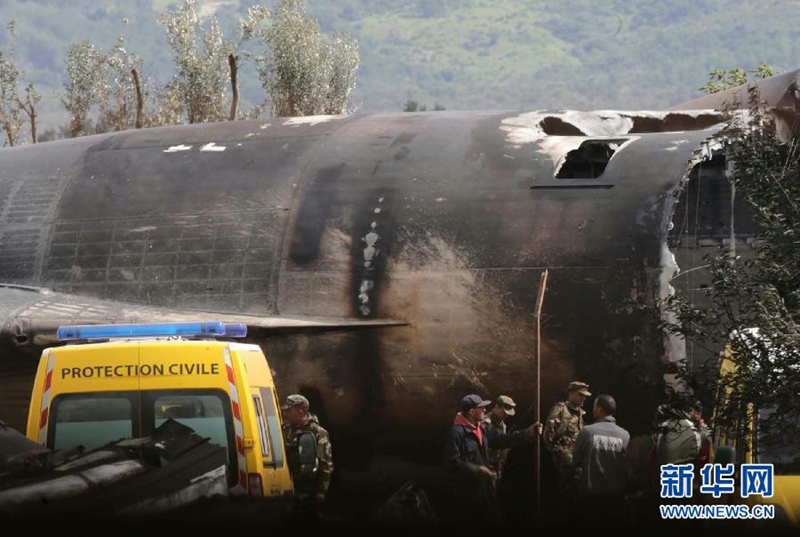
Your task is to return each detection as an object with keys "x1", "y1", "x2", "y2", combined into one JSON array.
[
  {"x1": 50, "y1": 393, "x2": 136, "y2": 452},
  {"x1": 556, "y1": 139, "x2": 627, "y2": 179}
]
